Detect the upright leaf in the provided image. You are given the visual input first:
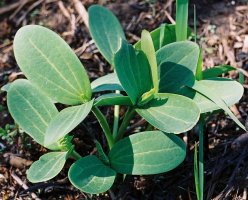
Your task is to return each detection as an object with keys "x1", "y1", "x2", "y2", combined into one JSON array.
[
  {"x1": 114, "y1": 40, "x2": 153, "y2": 104},
  {"x1": 134, "y1": 24, "x2": 192, "y2": 51},
  {"x1": 7, "y1": 79, "x2": 59, "y2": 149},
  {"x1": 45, "y1": 100, "x2": 94, "y2": 147},
  {"x1": 180, "y1": 78, "x2": 244, "y2": 113},
  {"x1": 195, "y1": 49, "x2": 203, "y2": 81},
  {"x1": 136, "y1": 93, "x2": 200, "y2": 133},
  {"x1": 14, "y1": 25, "x2": 91, "y2": 105},
  {"x1": 89, "y1": 5, "x2": 126, "y2": 65},
  {"x1": 176, "y1": 0, "x2": 188, "y2": 41},
  {"x1": 27, "y1": 151, "x2": 67, "y2": 183},
  {"x1": 156, "y1": 41, "x2": 199, "y2": 93},
  {"x1": 190, "y1": 80, "x2": 246, "y2": 130},
  {"x1": 91, "y1": 73, "x2": 123, "y2": 93},
  {"x1": 69, "y1": 155, "x2": 116, "y2": 194},
  {"x1": 109, "y1": 131, "x2": 186, "y2": 175},
  {"x1": 141, "y1": 30, "x2": 158, "y2": 92}
]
